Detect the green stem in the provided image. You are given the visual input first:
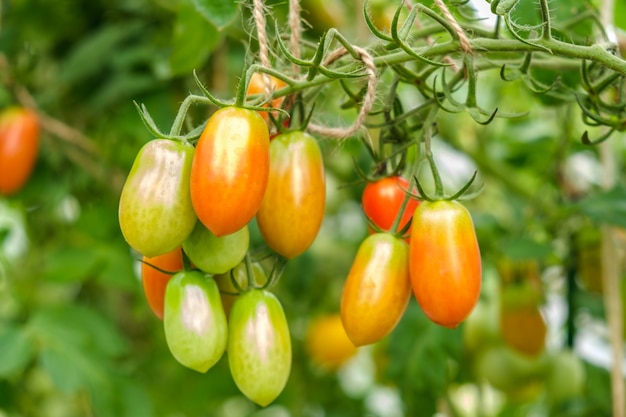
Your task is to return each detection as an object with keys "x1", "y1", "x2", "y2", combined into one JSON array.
[
  {"x1": 423, "y1": 106, "x2": 445, "y2": 197},
  {"x1": 389, "y1": 182, "x2": 413, "y2": 236},
  {"x1": 168, "y1": 95, "x2": 211, "y2": 137},
  {"x1": 539, "y1": 0, "x2": 553, "y2": 40}
]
